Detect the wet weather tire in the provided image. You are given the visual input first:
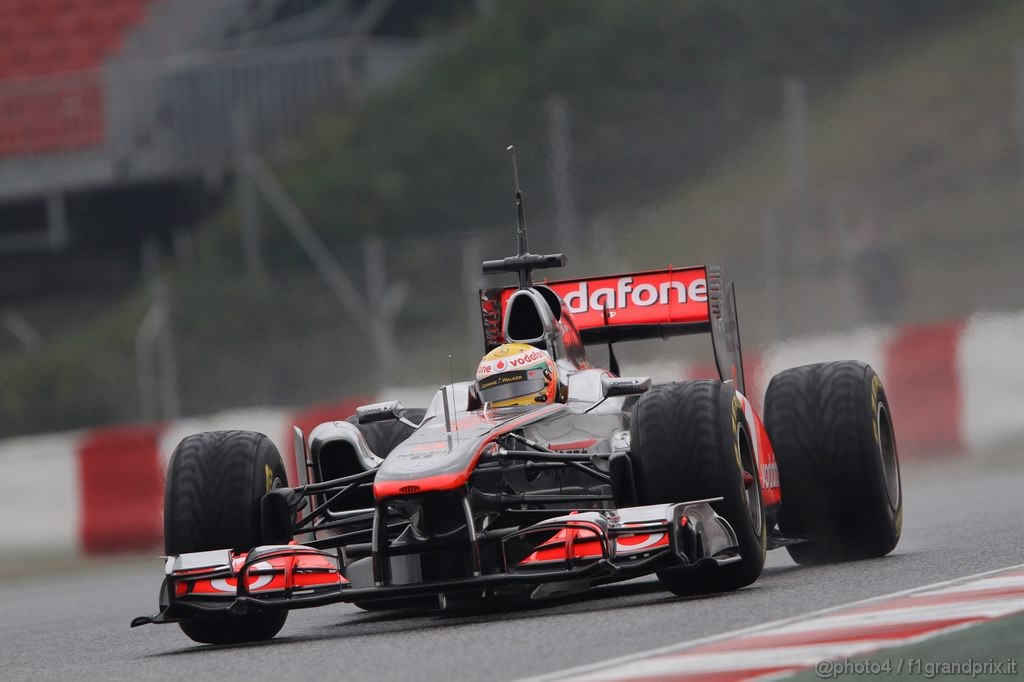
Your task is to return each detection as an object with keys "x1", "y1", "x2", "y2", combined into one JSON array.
[
  {"x1": 630, "y1": 381, "x2": 767, "y2": 596},
  {"x1": 164, "y1": 430, "x2": 289, "y2": 644},
  {"x1": 764, "y1": 362, "x2": 902, "y2": 564}
]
